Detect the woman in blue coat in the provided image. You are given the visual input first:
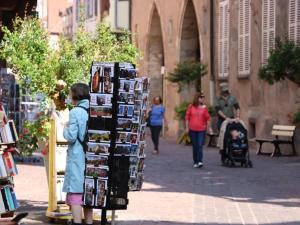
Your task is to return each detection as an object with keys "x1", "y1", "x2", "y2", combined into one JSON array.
[{"x1": 62, "y1": 83, "x2": 92, "y2": 225}]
